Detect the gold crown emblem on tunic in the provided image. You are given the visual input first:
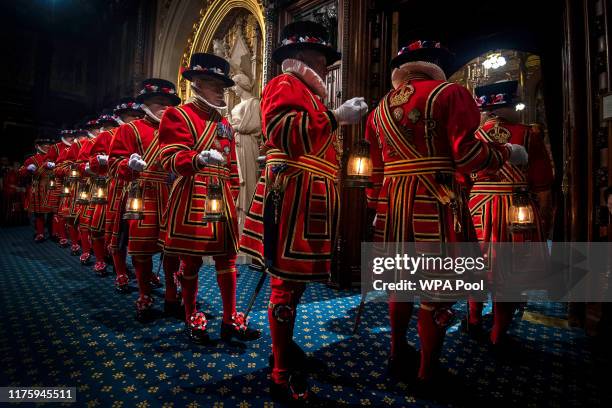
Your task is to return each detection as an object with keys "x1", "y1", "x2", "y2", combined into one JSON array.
[
  {"x1": 487, "y1": 123, "x2": 511, "y2": 144},
  {"x1": 390, "y1": 84, "x2": 415, "y2": 107}
]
